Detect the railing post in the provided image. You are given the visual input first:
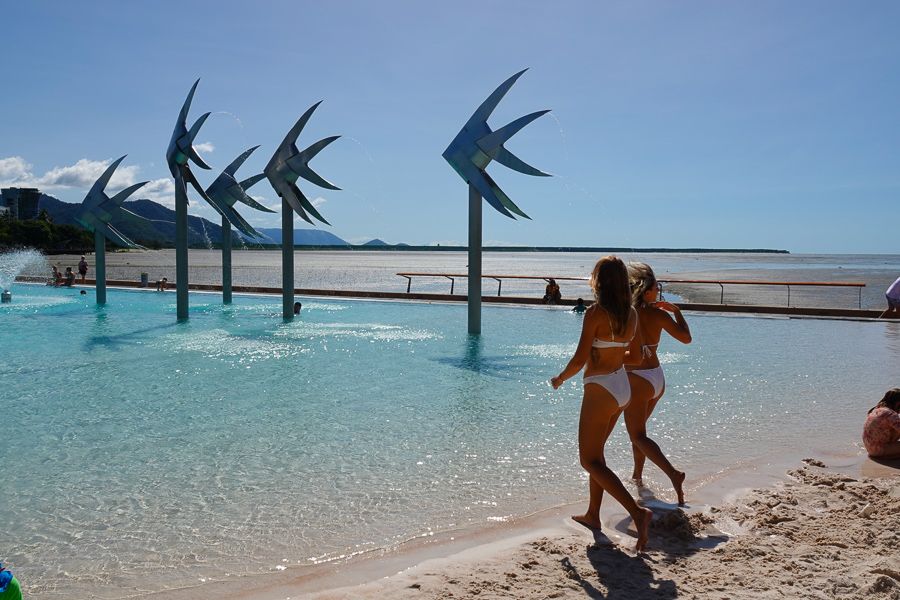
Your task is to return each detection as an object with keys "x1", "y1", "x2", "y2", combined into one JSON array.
[
  {"x1": 719, "y1": 283, "x2": 725, "y2": 304},
  {"x1": 449, "y1": 277, "x2": 455, "y2": 295},
  {"x1": 495, "y1": 278, "x2": 502, "y2": 296},
  {"x1": 404, "y1": 276, "x2": 411, "y2": 294},
  {"x1": 859, "y1": 287, "x2": 862, "y2": 309},
  {"x1": 787, "y1": 285, "x2": 791, "y2": 307}
]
